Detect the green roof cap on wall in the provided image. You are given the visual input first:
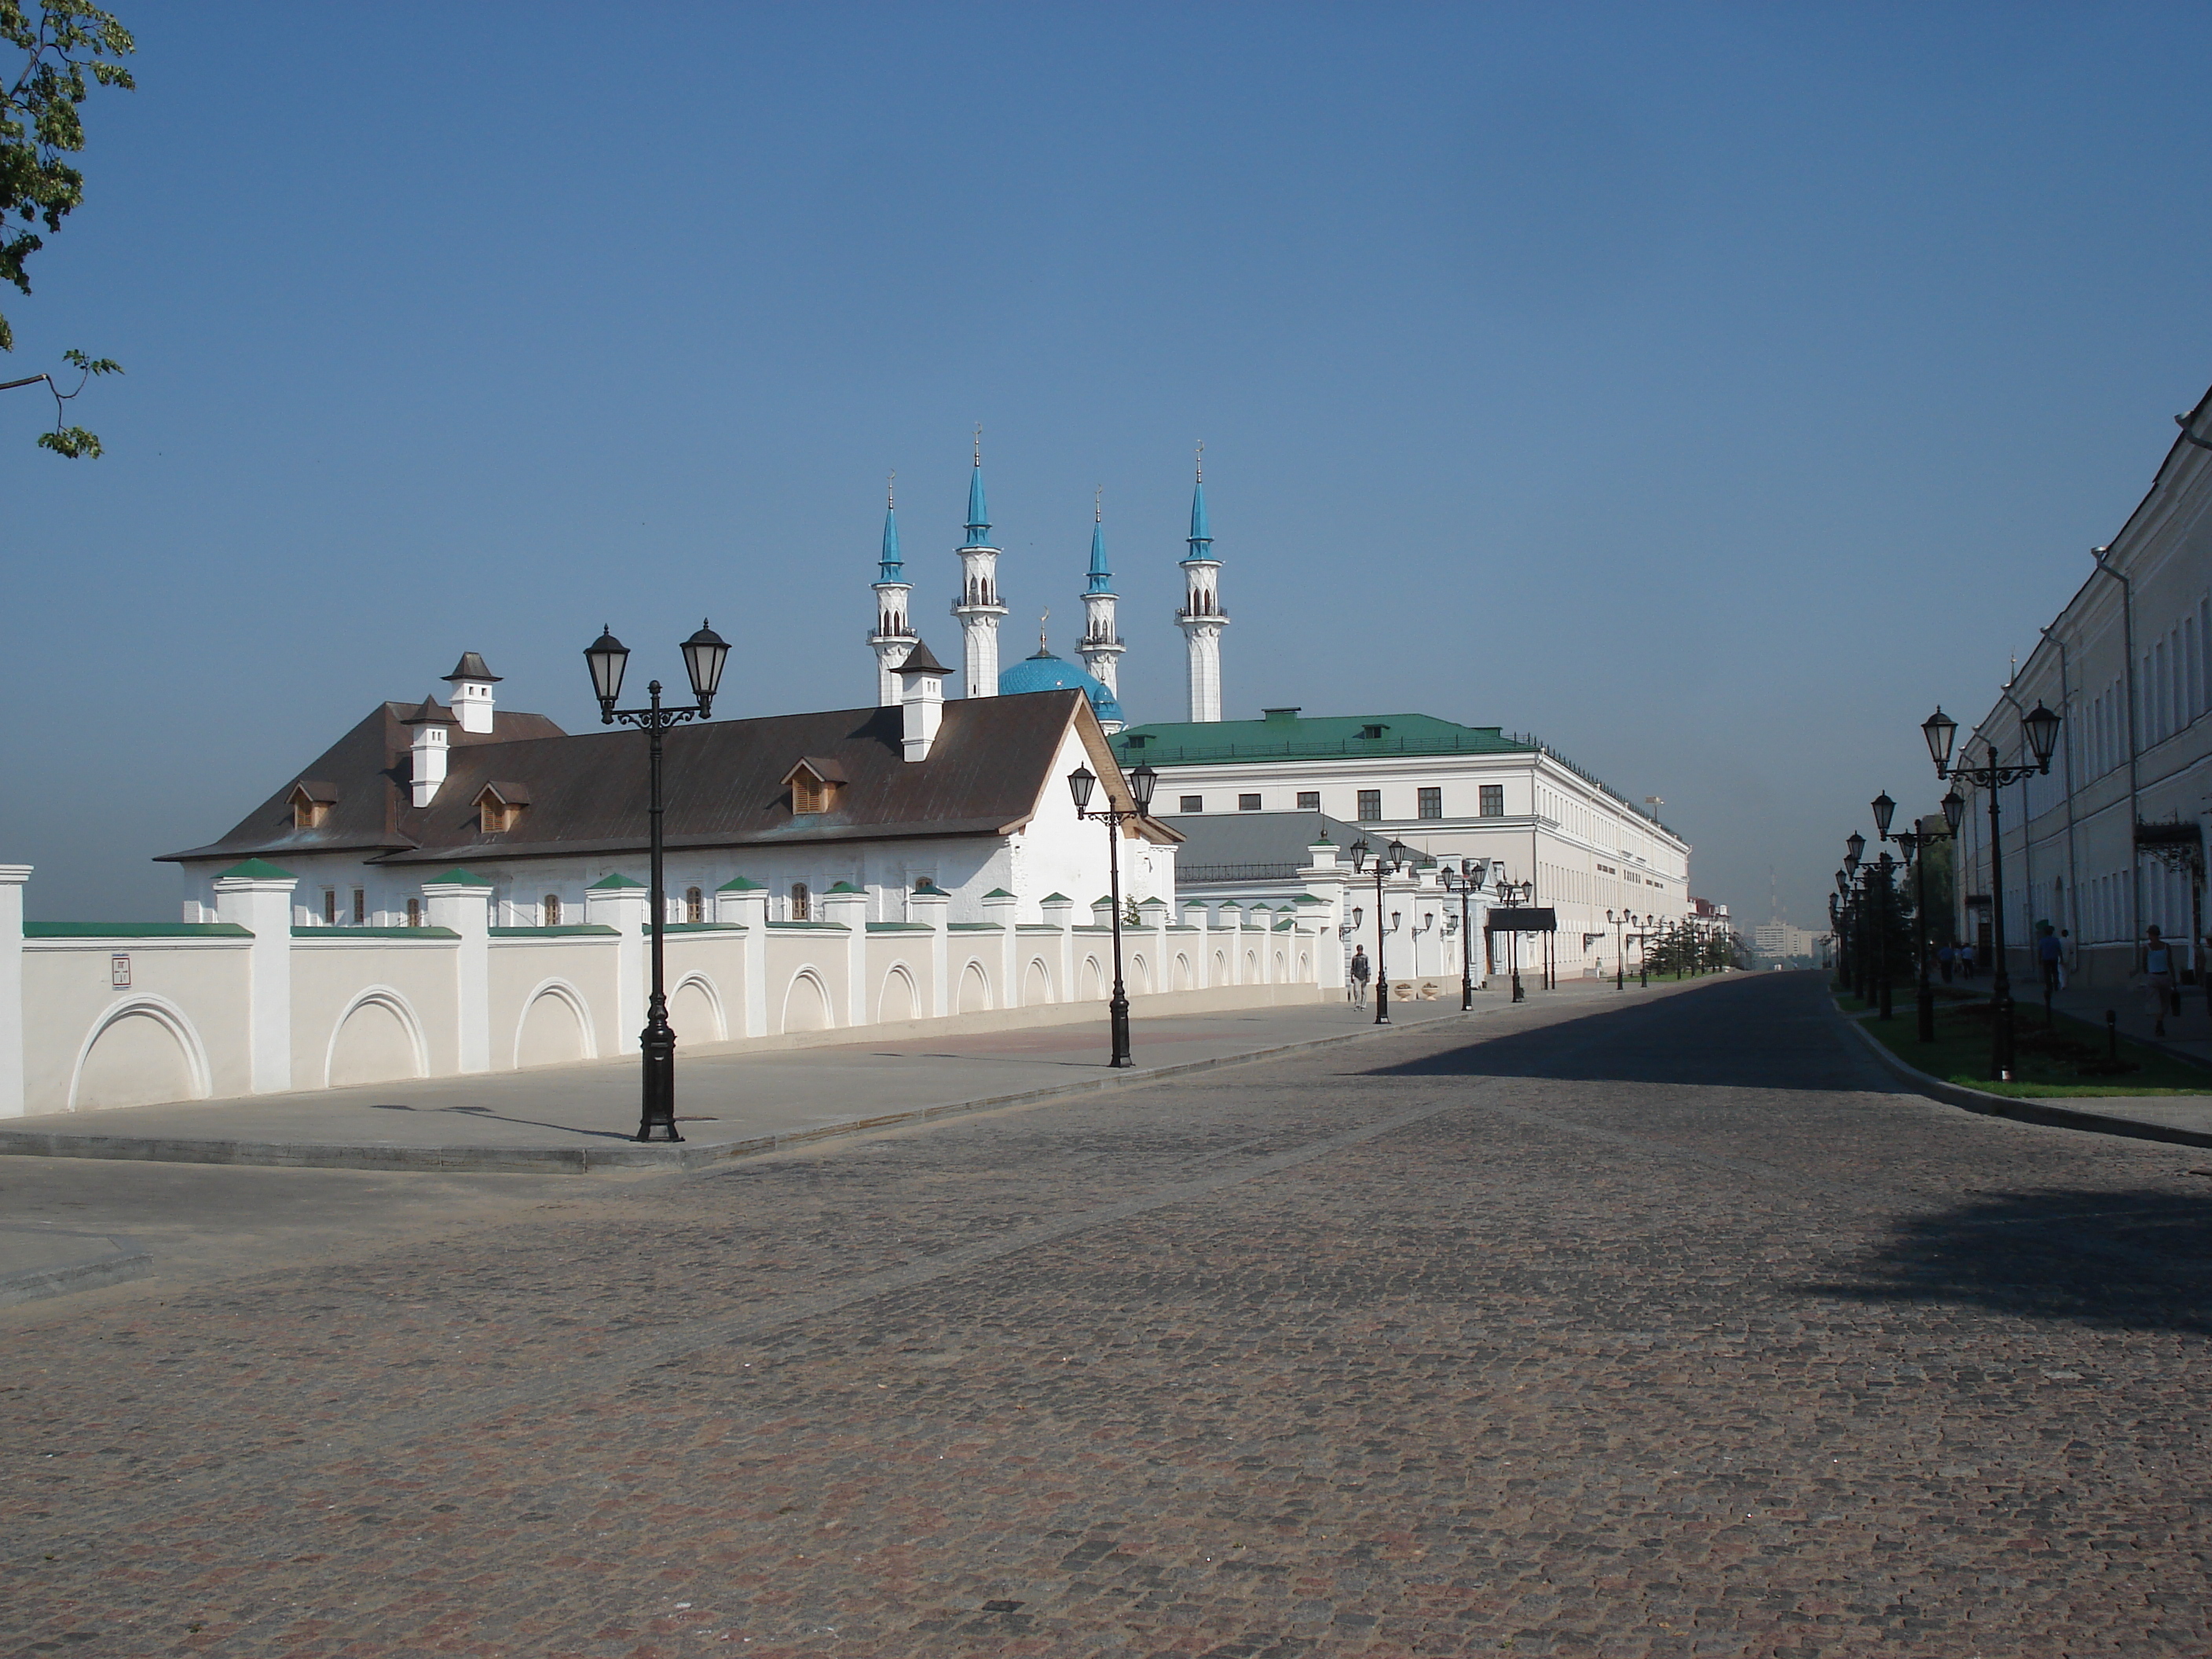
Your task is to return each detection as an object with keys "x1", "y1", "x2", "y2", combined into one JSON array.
[
  {"x1": 215, "y1": 857, "x2": 296, "y2": 881},
  {"x1": 423, "y1": 866, "x2": 493, "y2": 888},
  {"x1": 827, "y1": 881, "x2": 864, "y2": 893},
  {"x1": 1041, "y1": 892, "x2": 1071, "y2": 904},
  {"x1": 716, "y1": 877, "x2": 764, "y2": 892},
  {"x1": 588, "y1": 873, "x2": 645, "y2": 890},
  {"x1": 983, "y1": 888, "x2": 1016, "y2": 899}
]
